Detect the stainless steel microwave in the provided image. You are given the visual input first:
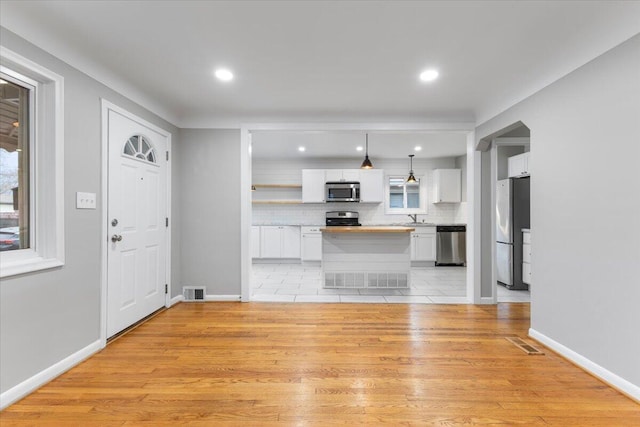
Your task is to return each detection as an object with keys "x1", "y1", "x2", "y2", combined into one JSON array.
[{"x1": 325, "y1": 181, "x2": 360, "y2": 202}]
